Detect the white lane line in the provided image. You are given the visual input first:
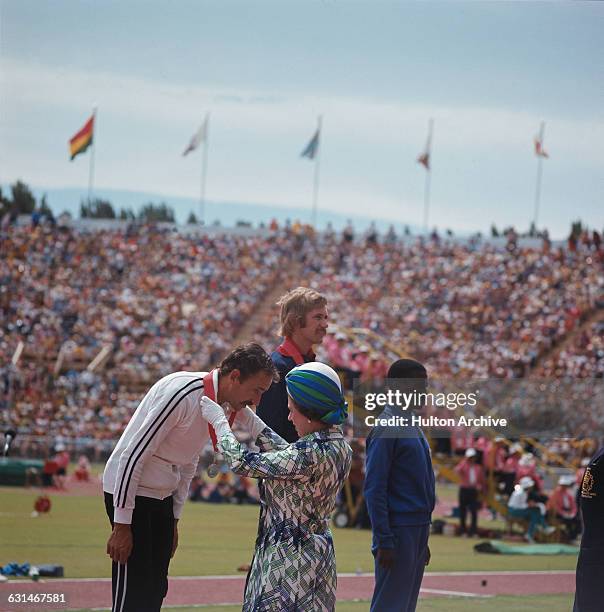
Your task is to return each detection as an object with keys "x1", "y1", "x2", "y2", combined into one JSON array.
[
  {"x1": 30, "y1": 568, "x2": 577, "y2": 584},
  {"x1": 421, "y1": 587, "x2": 494, "y2": 598}
]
